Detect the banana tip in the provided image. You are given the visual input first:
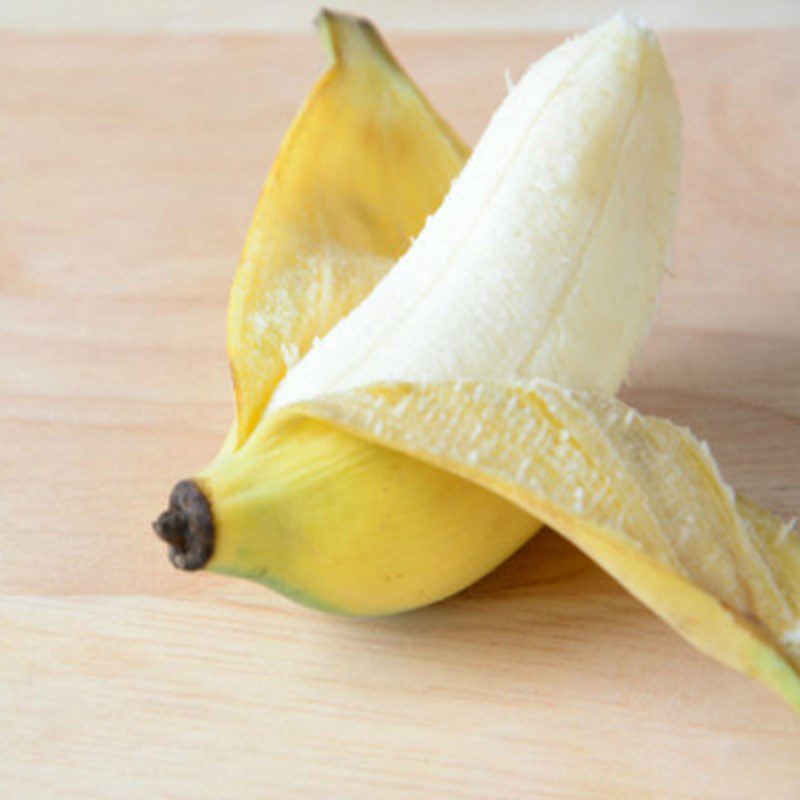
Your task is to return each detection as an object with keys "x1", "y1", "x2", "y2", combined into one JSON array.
[{"x1": 152, "y1": 479, "x2": 214, "y2": 571}]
